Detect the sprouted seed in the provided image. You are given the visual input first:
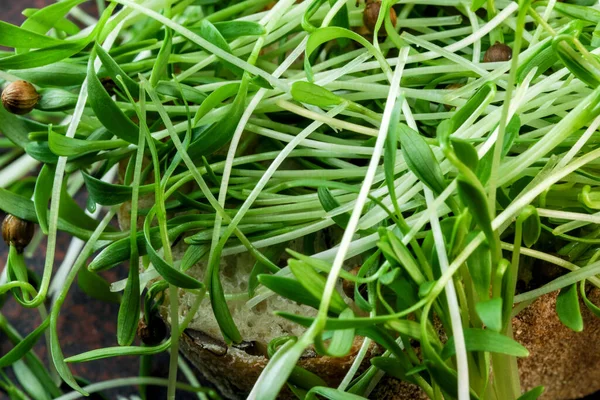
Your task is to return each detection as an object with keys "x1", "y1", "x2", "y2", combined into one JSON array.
[{"x1": 0, "y1": 0, "x2": 599, "y2": 399}]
